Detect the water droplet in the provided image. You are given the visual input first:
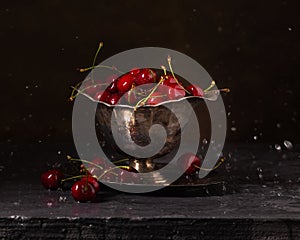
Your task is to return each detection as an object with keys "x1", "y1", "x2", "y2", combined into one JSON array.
[
  {"x1": 192, "y1": 8, "x2": 197, "y2": 12},
  {"x1": 217, "y1": 26, "x2": 223, "y2": 32},
  {"x1": 276, "y1": 123, "x2": 281, "y2": 128},
  {"x1": 253, "y1": 135, "x2": 258, "y2": 140},
  {"x1": 57, "y1": 151, "x2": 61, "y2": 155},
  {"x1": 274, "y1": 144, "x2": 282, "y2": 151},
  {"x1": 47, "y1": 202, "x2": 53, "y2": 207},
  {"x1": 202, "y1": 138, "x2": 208, "y2": 144},
  {"x1": 283, "y1": 140, "x2": 293, "y2": 150},
  {"x1": 288, "y1": 27, "x2": 292, "y2": 31},
  {"x1": 231, "y1": 127, "x2": 237, "y2": 132},
  {"x1": 59, "y1": 196, "x2": 66, "y2": 202},
  {"x1": 75, "y1": 35, "x2": 79, "y2": 39},
  {"x1": 25, "y1": 85, "x2": 29, "y2": 89}
]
